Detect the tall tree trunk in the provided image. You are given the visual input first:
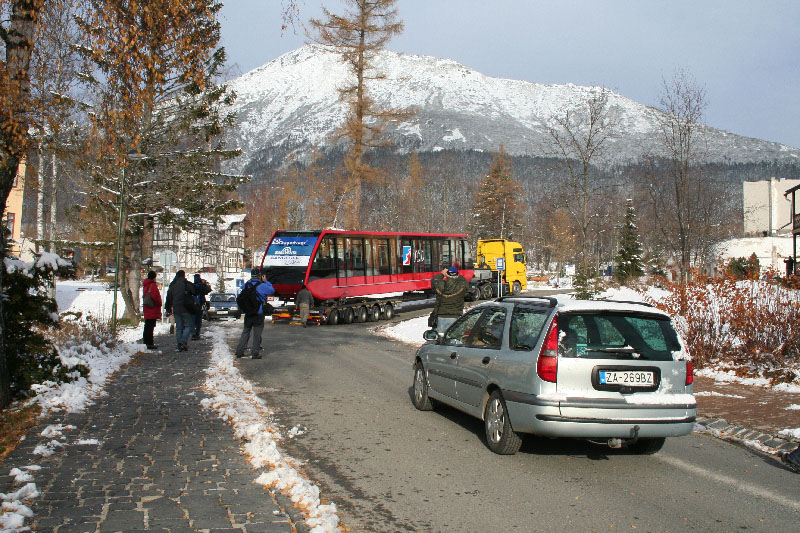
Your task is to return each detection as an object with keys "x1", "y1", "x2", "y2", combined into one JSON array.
[
  {"x1": 36, "y1": 142, "x2": 45, "y2": 253},
  {"x1": 49, "y1": 150, "x2": 57, "y2": 251}
]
